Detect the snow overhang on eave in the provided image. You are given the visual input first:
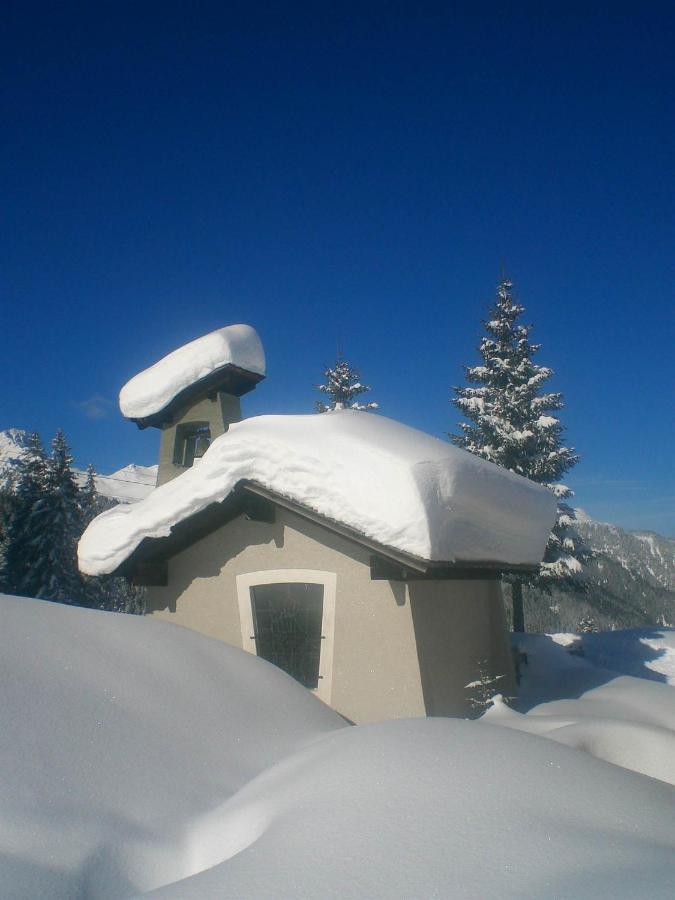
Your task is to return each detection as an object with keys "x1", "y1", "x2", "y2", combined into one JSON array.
[
  {"x1": 243, "y1": 483, "x2": 539, "y2": 580},
  {"x1": 130, "y1": 364, "x2": 265, "y2": 430},
  {"x1": 117, "y1": 480, "x2": 540, "y2": 586}
]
